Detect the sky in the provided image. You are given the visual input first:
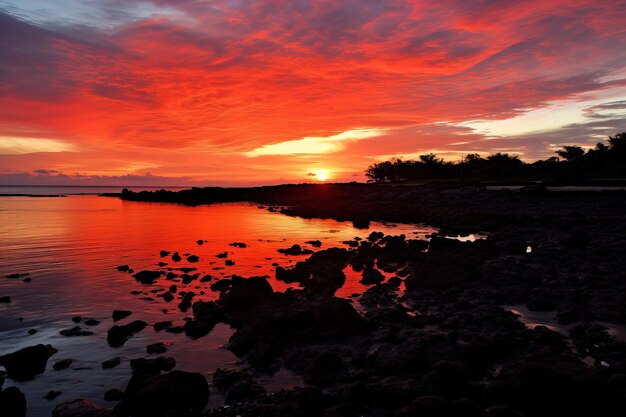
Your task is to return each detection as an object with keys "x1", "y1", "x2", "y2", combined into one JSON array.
[{"x1": 0, "y1": 0, "x2": 625, "y2": 186}]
